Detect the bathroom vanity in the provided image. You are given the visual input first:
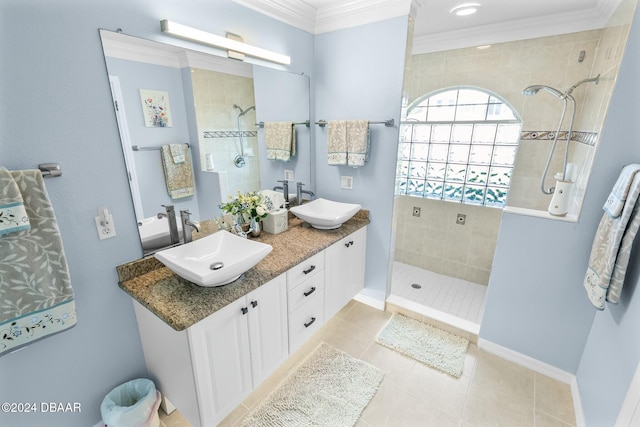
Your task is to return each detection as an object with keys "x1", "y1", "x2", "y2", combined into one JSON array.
[{"x1": 116, "y1": 212, "x2": 369, "y2": 427}]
